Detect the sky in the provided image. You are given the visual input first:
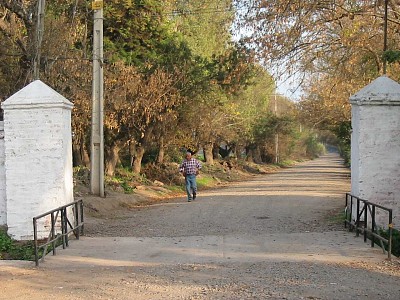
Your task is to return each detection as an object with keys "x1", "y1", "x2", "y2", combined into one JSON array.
[
  {"x1": 276, "y1": 75, "x2": 303, "y2": 102},
  {"x1": 231, "y1": 7, "x2": 303, "y2": 102}
]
